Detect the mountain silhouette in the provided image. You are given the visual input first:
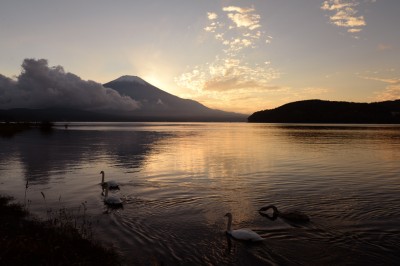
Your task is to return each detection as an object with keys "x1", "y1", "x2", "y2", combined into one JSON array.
[
  {"x1": 0, "y1": 75, "x2": 246, "y2": 122},
  {"x1": 248, "y1": 99, "x2": 400, "y2": 123},
  {"x1": 103, "y1": 75, "x2": 246, "y2": 122}
]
